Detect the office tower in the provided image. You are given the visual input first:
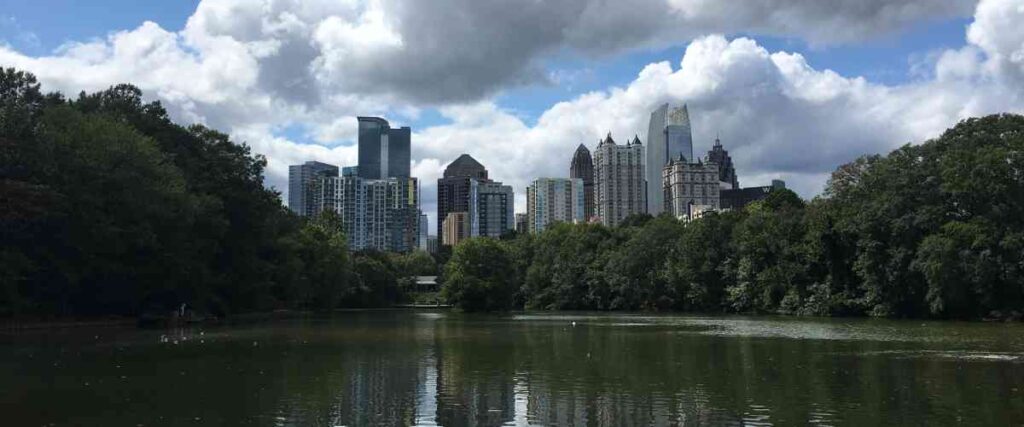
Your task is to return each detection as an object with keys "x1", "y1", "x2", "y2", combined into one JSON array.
[
  {"x1": 569, "y1": 144, "x2": 595, "y2": 221},
  {"x1": 515, "y1": 213, "x2": 528, "y2": 234},
  {"x1": 436, "y1": 154, "x2": 514, "y2": 244},
  {"x1": 594, "y1": 133, "x2": 646, "y2": 227},
  {"x1": 437, "y1": 154, "x2": 487, "y2": 245},
  {"x1": 646, "y1": 103, "x2": 693, "y2": 215},
  {"x1": 426, "y1": 236, "x2": 439, "y2": 254},
  {"x1": 288, "y1": 161, "x2": 339, "y2": 216},
  {"x1": 707, "y1": 137, "x2": 739, "y2": 189},
  {"x1": 526, "y1": 178, "x2": 585, "y2": 233},
  {"x1": 357, "y1": 116, "x2": 411, "y2": 179},
  {"x1": 442, "y1": 212, "x2": 471, "y2": 247},
  {"x1": 418, "y1": 213, "x2": 429, "y2": 251},
  {"x1": 663, "y1": 154, "x2": 720, "y2": 219},
  {"x1": 476, "y1": 181, "x2": 515, "y2": 238}
]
